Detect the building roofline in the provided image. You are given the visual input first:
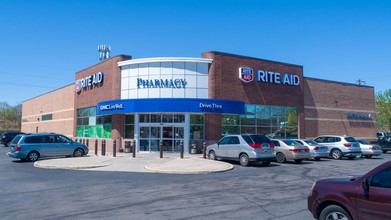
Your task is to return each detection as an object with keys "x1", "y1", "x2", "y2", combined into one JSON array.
[
  {"x1": 118, "y1": 57, "x2": 213, "y2": 66},
  {"x1": 304, "y1": 76, "x2": 374, "y2": 88},
  {"x1": 75, "y1": 54, "x2": 132, "y2": 75},
  {"x1": 202, "y1": 51, "x2": 303, "y2": 68}
]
